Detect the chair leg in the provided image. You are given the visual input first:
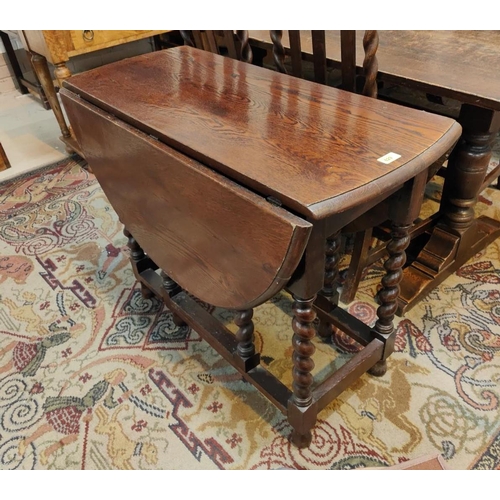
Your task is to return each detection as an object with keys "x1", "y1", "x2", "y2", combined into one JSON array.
[{"x1": 340, "y1": 228, "x2": 373, "y2": 304}]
